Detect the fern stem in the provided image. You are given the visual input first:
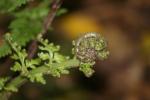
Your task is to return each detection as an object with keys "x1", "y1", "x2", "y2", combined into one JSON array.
[
  {"x1": 30, "y1": 59, "x2": 80, "y2": 75},
  {"x1": 0, "y1": 58, "x2": 80, "y2": 100}
]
